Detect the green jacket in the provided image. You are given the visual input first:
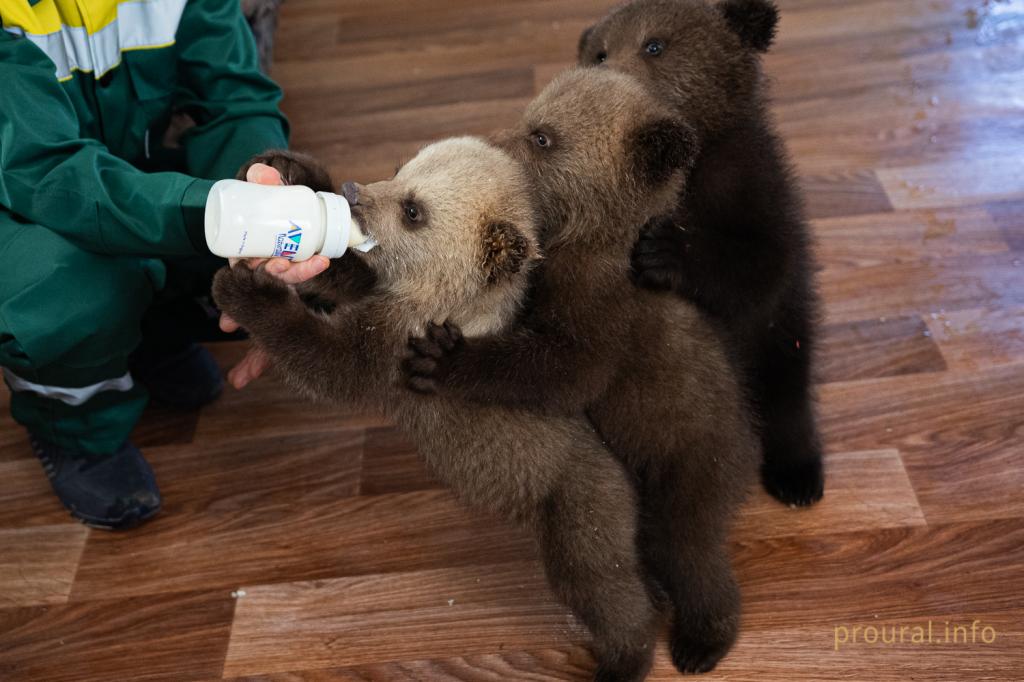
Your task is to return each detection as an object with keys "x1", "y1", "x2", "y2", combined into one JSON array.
[{"x1": 0, "y1": 0, "x2": 290, "y2": 257}]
